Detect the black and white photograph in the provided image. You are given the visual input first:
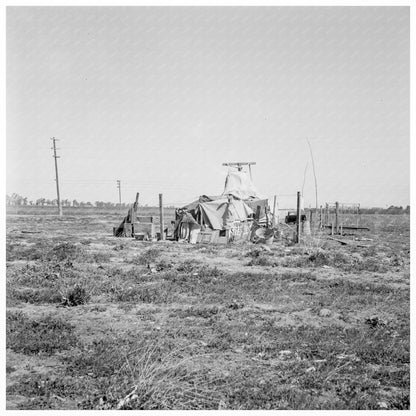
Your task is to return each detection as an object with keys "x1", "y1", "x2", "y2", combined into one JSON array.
[{"x1": 4, "y1": 2, "x2": 412, "y2": 411}]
